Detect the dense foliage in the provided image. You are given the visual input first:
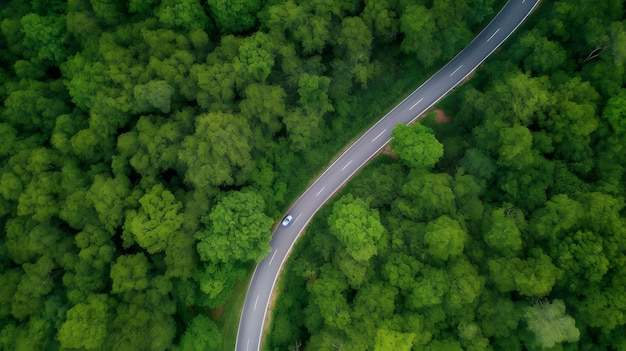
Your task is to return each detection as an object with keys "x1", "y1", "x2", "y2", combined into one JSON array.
[
  {"x1": 266, "y1": 1, "x2": 626, "y2": 350},
  {"x1": 1, "y1": 0, "x2": 624, "y2": 350},
  {"x1": 0, "y1": 0, "x2": 506, "y2": 349}
]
